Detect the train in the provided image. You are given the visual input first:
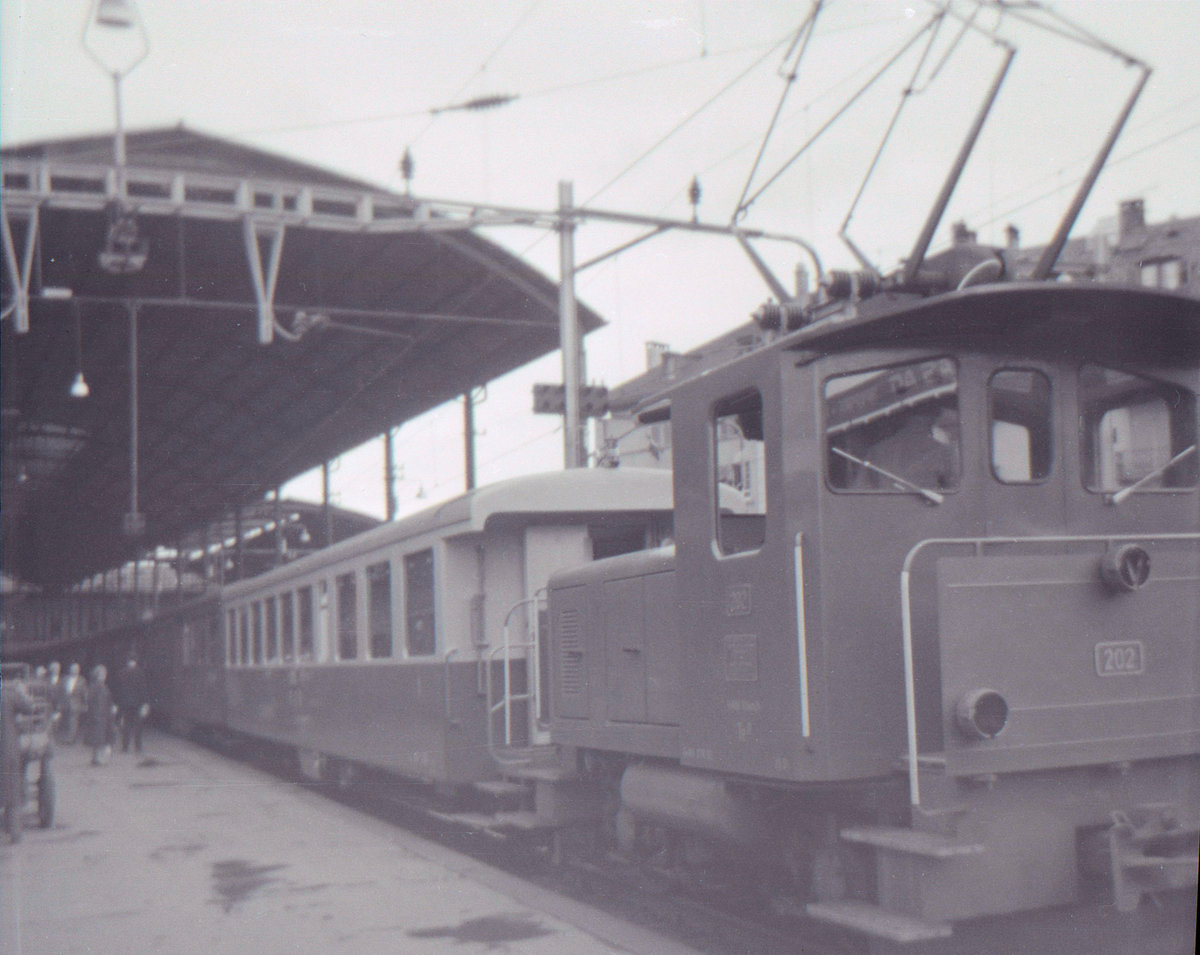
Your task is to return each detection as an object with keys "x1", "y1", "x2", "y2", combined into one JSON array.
[{"x1": 78, "y1": 246, "x2": 1199, "y2": 952}]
